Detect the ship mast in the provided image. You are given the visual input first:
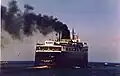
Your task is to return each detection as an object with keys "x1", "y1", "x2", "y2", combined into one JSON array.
[{"x1": 72, "y1": 28, "x2": 75, "y2": 40}]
